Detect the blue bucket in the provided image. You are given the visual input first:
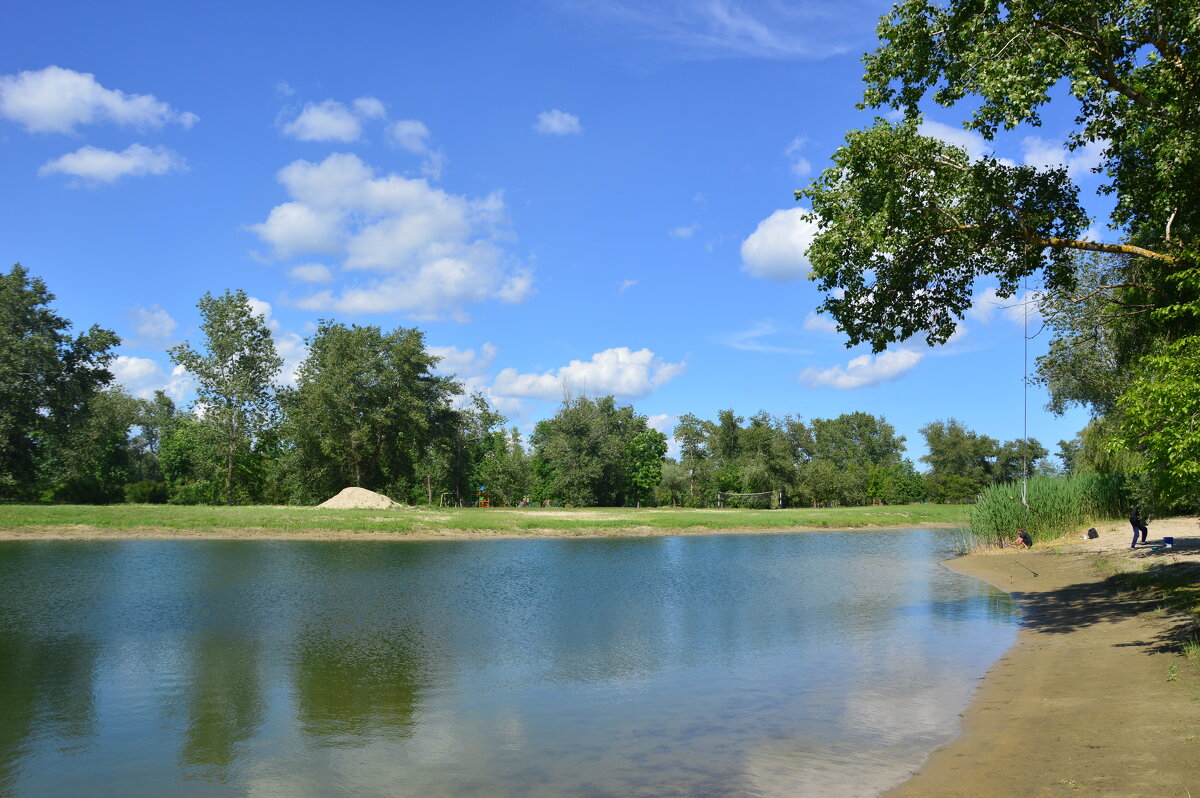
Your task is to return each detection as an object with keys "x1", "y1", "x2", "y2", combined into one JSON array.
[{"x1": 1163, "y1": 536, "x2": 1175, "y2": 548}]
